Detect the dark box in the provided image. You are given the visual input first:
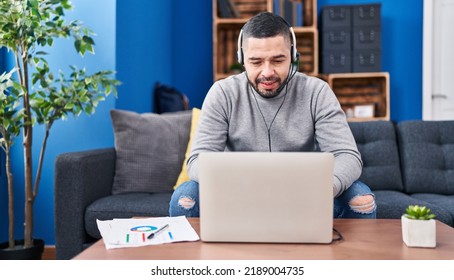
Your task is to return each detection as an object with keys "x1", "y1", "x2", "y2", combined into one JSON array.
[
  {"x1": 321, "y1": 5, "x2": 351, "y2": 29},
  {"x1": 353, "y1": 25, "x2": 381, "y2": 50},
  {"x1": 352, "y1": 4, "x2": 381, "y2": 26},
  {"x1": 352, "y1": 49, "x2": 381, "y2": 72},
  {"x1": 321, "y1": 50, "x2": 352, "y2": 74},
  {"x1": 321, "y1": 27, "x2": 352, "y2": 51}
]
